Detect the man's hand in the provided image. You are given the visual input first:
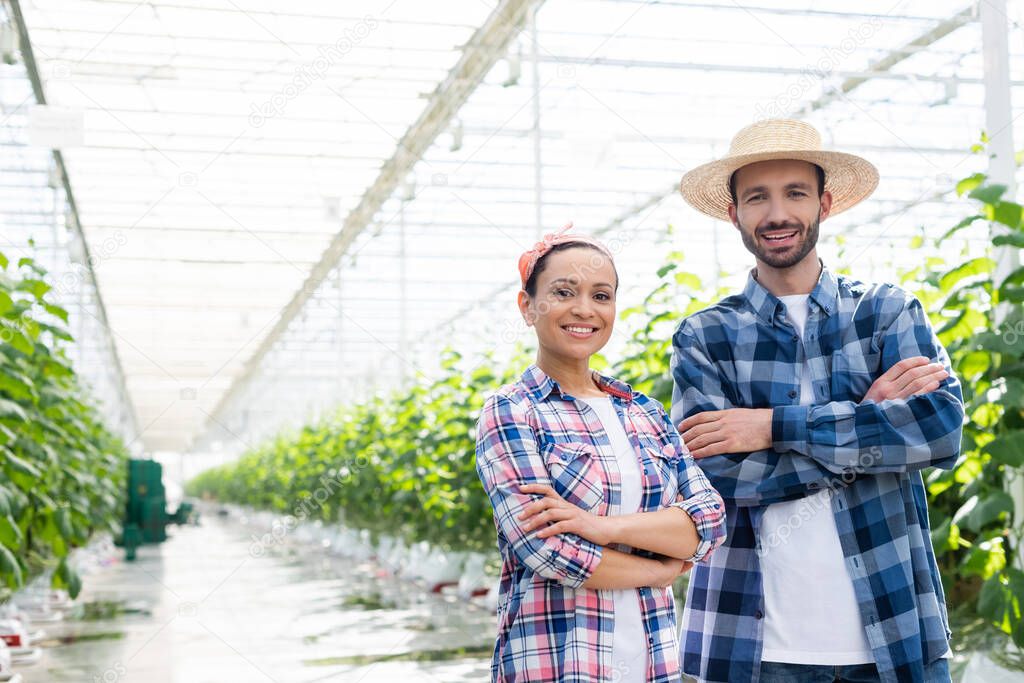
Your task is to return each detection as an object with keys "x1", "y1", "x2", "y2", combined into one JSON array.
[
  {"x1": 862, "y1": 356, "x2": 948, "y2": 404},
  {"x1": 517, "y1": 483, "x2": 613, "y2": 545},
  {"x1": 678, "y1": 408, "x2": 773, "y2": 459}
]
